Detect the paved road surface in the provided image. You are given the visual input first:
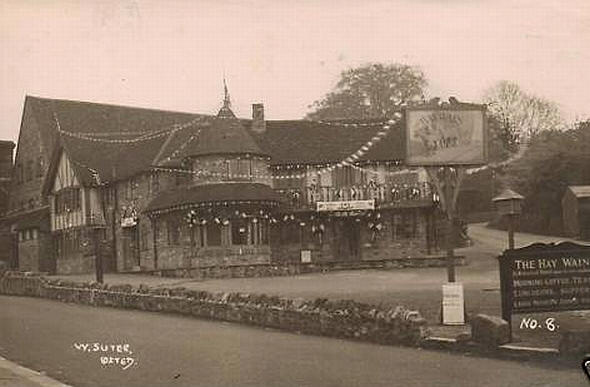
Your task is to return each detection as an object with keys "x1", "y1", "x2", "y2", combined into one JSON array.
[
  {"x1": 467, "y1": 223, "x2": 590, "y2": 252},
  {"x1": 0, "y1": 296, "x2": 586, "y2": 387}
]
